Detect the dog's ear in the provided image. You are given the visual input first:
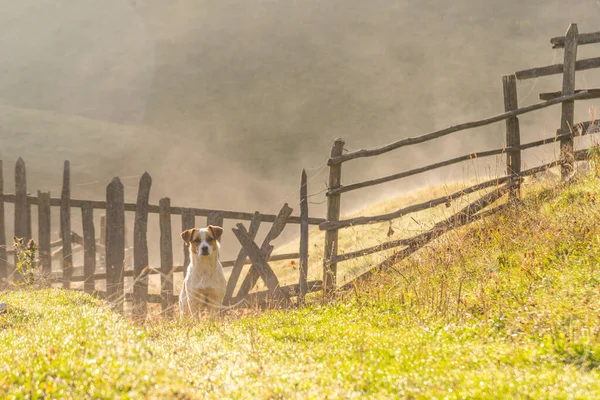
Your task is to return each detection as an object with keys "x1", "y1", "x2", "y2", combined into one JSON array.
[
  {"x1": 208, "y1": 225, "x2": 224, "y2": 242},
  {"x1": 180, "y1": 228, "x2": 196, "y2": 244}
]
